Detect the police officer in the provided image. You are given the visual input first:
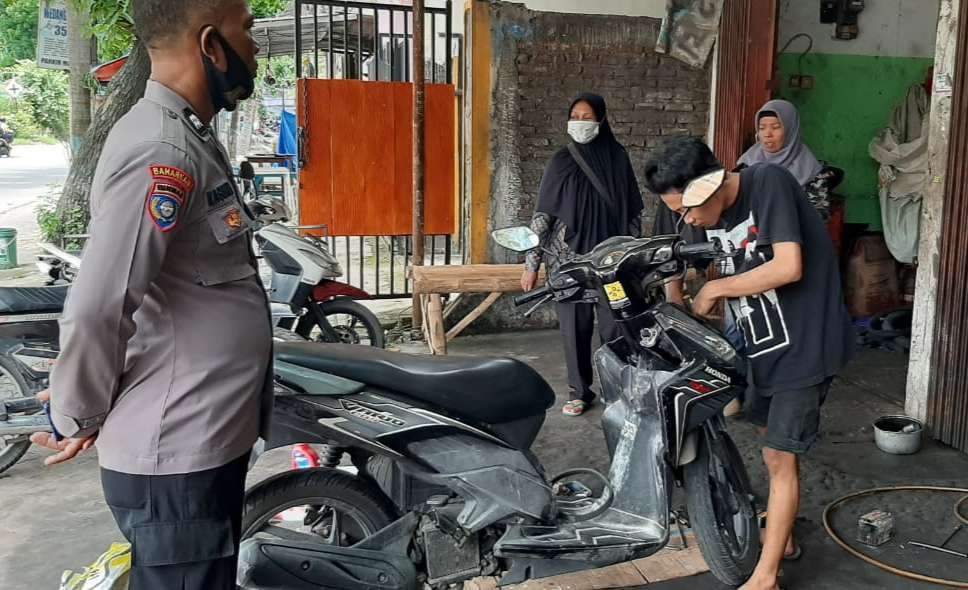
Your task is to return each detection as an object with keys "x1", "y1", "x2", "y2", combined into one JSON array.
[{"x1": 30, "y1": 1, "x2": 269, "y2": 588}]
